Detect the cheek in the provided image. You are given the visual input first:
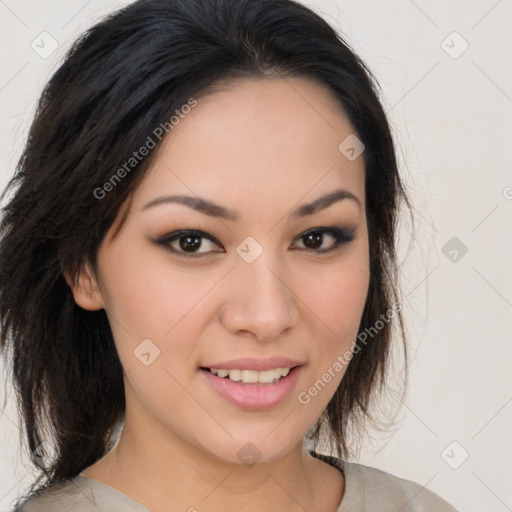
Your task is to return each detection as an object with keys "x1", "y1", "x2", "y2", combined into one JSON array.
[
  {"x1": 98, "y1": 250, "x2": 225, "y2": 379},
  {"x1": 100, "y1": 262, "x2": 216, "y2": 426},
  {"x1": 294, "y1": 261, "x2": 369, "y2": 412},
  {"x1": 304, "y1": 258, "x2": 370, "y2": 346},
  {"x1": 101, "y1": 250, "x2": 215, "y2": 336}
]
